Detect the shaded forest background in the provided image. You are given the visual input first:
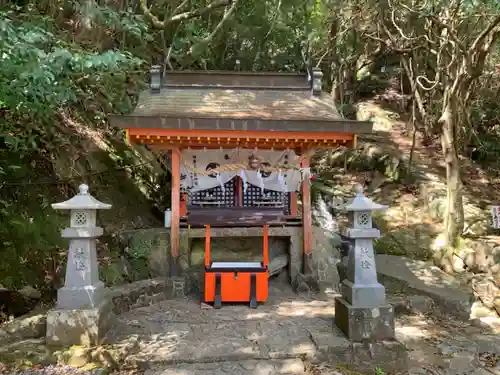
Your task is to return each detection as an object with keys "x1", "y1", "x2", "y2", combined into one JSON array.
[{"x1": 1, "y1": 0, "x2": 500, "y2": 299}]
